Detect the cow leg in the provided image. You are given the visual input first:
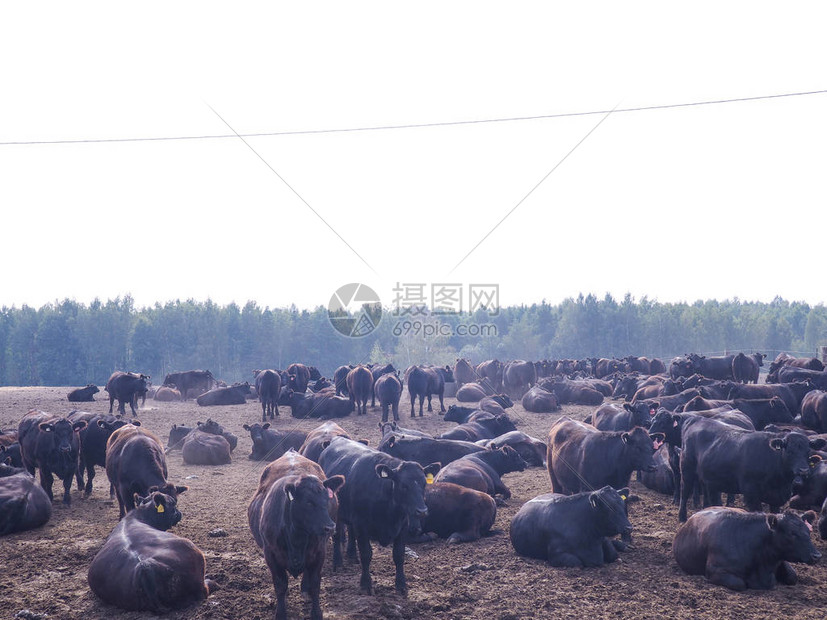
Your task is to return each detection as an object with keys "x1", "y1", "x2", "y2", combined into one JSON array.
[
  {"x1": 355, "y1": 530, "x2": 374, "y2": 595},
  {"x1": 381, "y1": 404, "x2": 388, "y2": 423},
  {"x1": 419, "y1": 396, "x2": 425, "y2": 417},
  {"x1": 438, "y1": 391, "x2": 445, "y2": 413},
  {"x1": 547, "y1": 550, "x2": 585, "y2": 568},
  {"x1": 303, "y1": 560, "x2": 324, "y2": 620},
  {"x1": 706, "y1": 566, "x2": 747, "y2": 591},
  {"x1": 39, "y1": 469, "x2": 54, "y2": 501},
  {"x1": 108, "y1": 397, "x2": 115, "y2": 413},
  {"x1": 261, "y1": 402, "x2": 267, "y2": 422},
  {"x1": 776, "y1": 561, "x2": 798, "y2": 586},
  {"x1": 392, "y1": 401, "x2": 399, "y2": 422},
  {"x1": 62, "y1": 474, "x2": 72, "y2": 505},
  {"x1": 742, "y1": 485, "x2": 764, "y2": 512},
  {"x1": 264, "y1": 551, "x2": 289, "y2": 620},
  {"x1": 601, "y1": 538, "x2": 620, "y2": 563},
  {"x1": 426, "y1": 394, "x2": 433, "y2": 413},
  {"x1": 109, "y1": 482, "x2": 116, "y2": 499},
  {"x1": 447, "y1": 528, "x2": 481, "y2": 544},
  {"x1": 392, "y1": 535, "x2": 408, "y2": 596},
  {"x1": 84, "y1": 462, "x2": 95, "y2": 495},
  {"x1": 75, "y1": 455, "x2": 85, "y2": 492},
  {"x1": 331, "y1": 518, "x2": 344, "y2": 570},
  {"x1": 678, "y1": 456, "x2": 697, "y2": 522},
  {"x1": 410, "y1": 395, "x2": 416, "y2": 418},
  {"x1": 346, "y1": 524, "x2": 357, "y2": 561}
]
